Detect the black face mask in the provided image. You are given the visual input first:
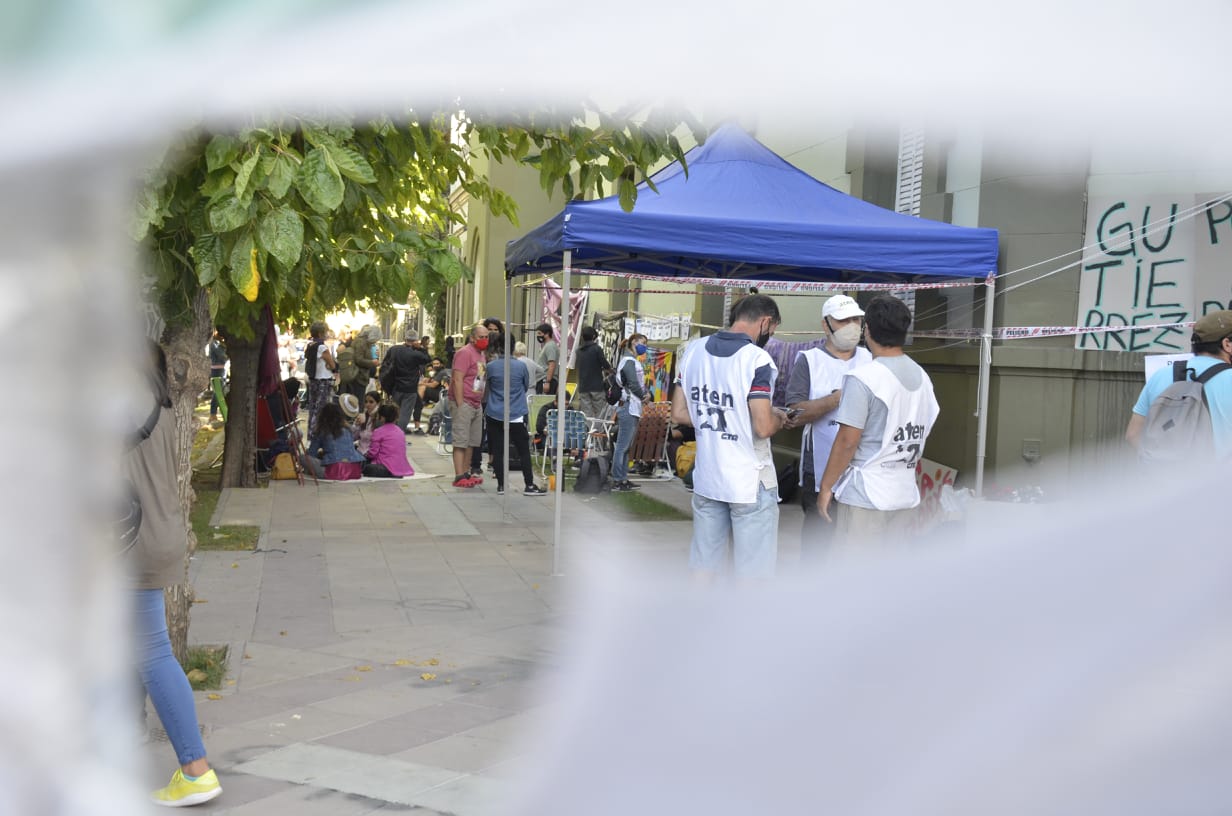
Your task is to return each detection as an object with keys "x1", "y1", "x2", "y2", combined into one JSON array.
[{"x1": 755, "y1": 321, "x2": 772, "y2": 348}]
